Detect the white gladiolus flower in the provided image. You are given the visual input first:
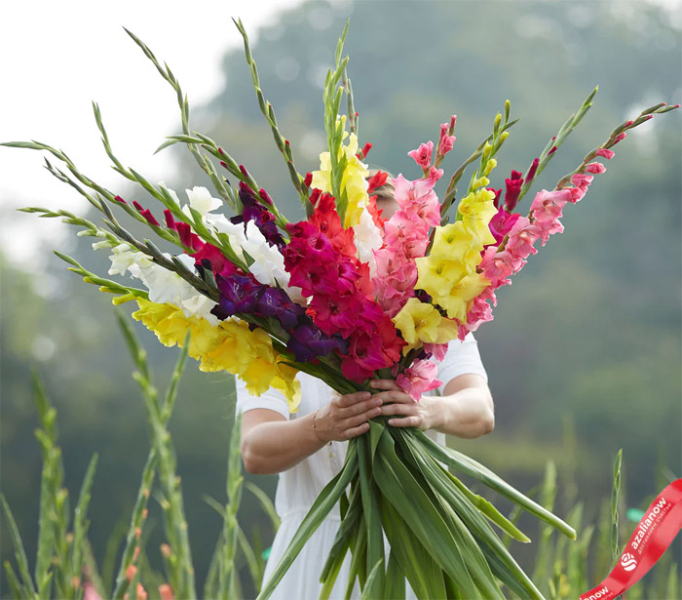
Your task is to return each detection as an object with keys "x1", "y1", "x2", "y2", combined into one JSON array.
[
  {"x1": 108, "y1": 244, "x2": 153, "y2": 277},
  {"x1": 184, "y1": 186, "x2": 223, "y2": 218},
  {"x1": 354, "y1": 208, "x2": 383, "y2": 277}
]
